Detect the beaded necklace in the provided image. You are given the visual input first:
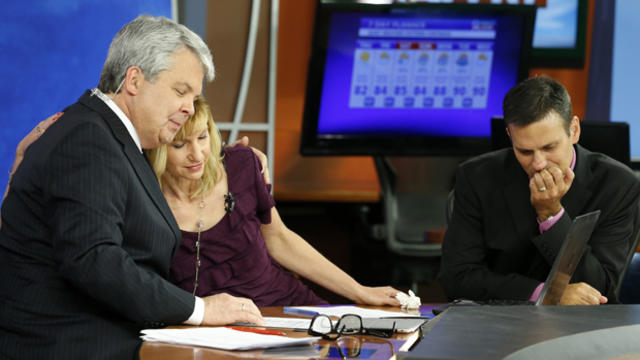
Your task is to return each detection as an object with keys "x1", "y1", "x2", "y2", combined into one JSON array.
[
  {"x1": 191, "y1": 157, "x2": 234, "y2": 296},
  {"x1": 192, "y1": 197, "x2": 206, "y2": 296}
]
